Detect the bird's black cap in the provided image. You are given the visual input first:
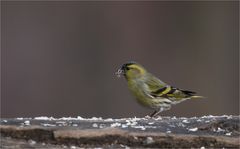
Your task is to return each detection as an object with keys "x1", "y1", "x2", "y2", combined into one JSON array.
[{"x1": 121, "y1": 61, "x2": 137, "y2": 69}]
